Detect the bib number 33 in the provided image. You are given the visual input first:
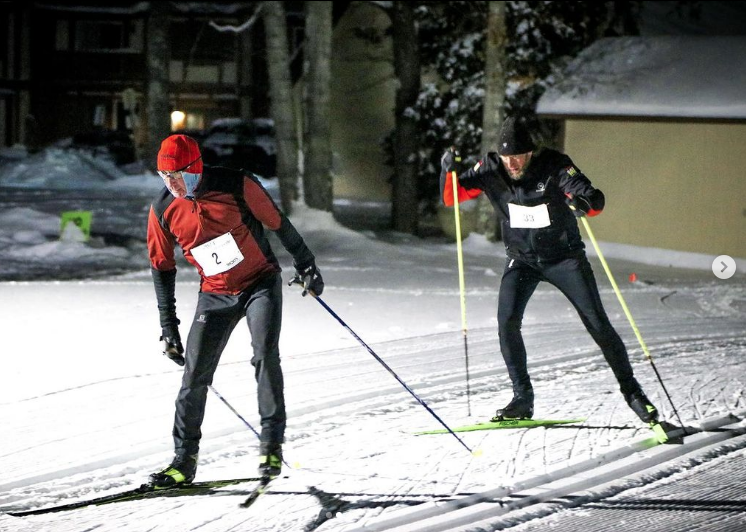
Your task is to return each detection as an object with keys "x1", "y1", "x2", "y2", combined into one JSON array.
[
  {"x1": 190, "y1": 232, "x2": 244, "y2": 276},
  {"x1": 508, "y1": 203, "x2": 551, "y2": 229}
]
